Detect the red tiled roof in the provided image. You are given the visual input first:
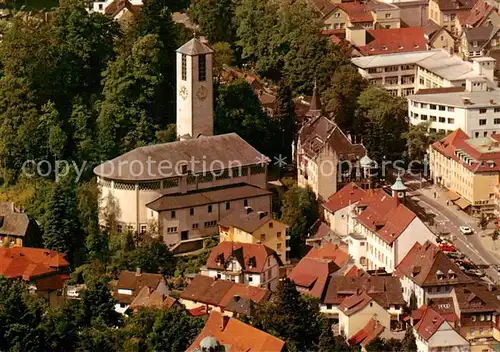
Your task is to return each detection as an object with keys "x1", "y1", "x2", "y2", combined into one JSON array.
[
  {"x1": 338, "y1": 291, "x2": 373, "y2": 316},
  {"x1": 452, "y1": 282, "x2": 500, "y2": 313},
  {"x1": 464, "y1": 0, "x2": 493, "y2": 26},
  {"x1": 0, "y1": 247, "x2": 69, "y2": 281},
  {"x1": 437, "y1": 0, "x2": 476, "y2": 11},
  {"x1": 306, "y1": 242, "x2": 350, "y2": 267},
  {"x1": 395, "y1": 241, "x2": 473, "y2": 287},
  {"x1": 35, "y1": 273, "x2": 70, "y2": 291},
  {"x1": 431, "y1": 128, "x2": 500, "y2": 173},
  {"x1": 205, "y1": 241, "x2": 281, "y2": 274},
  {"x1": 355, "y1": 189, "x2": 416, "y2": 244},
  {"x1": 415, "y1": 87, "x2": 466, "y2": 94},
  {"x1": 414, "y1": 306, "x2": 446, "y2": 341},
  {"x1": 348, "y1": 318, "x2": 385, "y2": 347},
  {"x1": 186, "y1": 311, "x2": 285, "y2": 352},
  {"x1": 323, "y1": 182, "x2": 366, "y2": 213},
  {"x1": 337, "y1": 2, "x2": 374, "y2": 23},
  {"x1": 358, "y1": 27, "x2": 427, "y2": 56},
  {"x1": 344, "y1": 265, "x2": 369, "y2": 278},
  {"x1": 289, "y1": 257, "x2": 339, "y2": 298}
]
